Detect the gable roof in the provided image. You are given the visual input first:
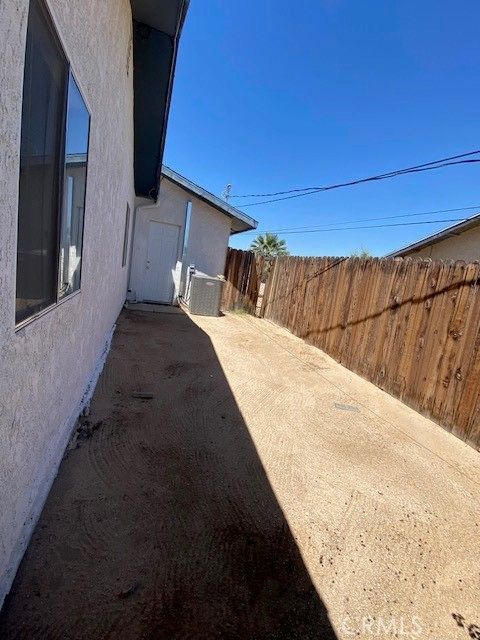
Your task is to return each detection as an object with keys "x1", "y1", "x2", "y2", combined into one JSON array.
[
  {"x1": 386, "y1": 213, "x2": 480, "y2": 257},
  {"x1": 161, "y1": 166, "x2": 258, "y2": 234}
]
